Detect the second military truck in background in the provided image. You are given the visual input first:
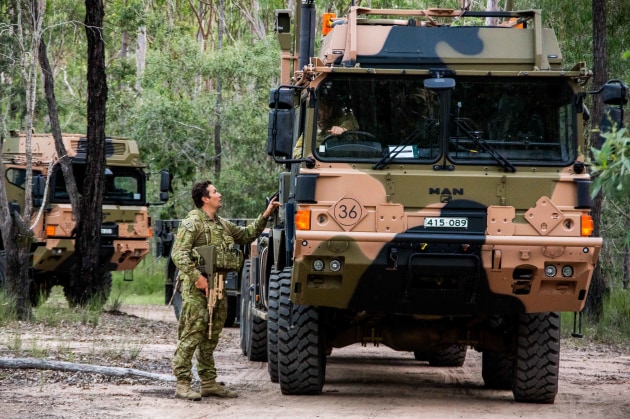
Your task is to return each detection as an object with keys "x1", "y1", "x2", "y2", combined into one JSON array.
[
  {"x1": 239, "y1": 2, "x2": 627, "y2": 404},
  {"x1": 0, "y1": 131, "x2": 170, "y2": 306}
]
